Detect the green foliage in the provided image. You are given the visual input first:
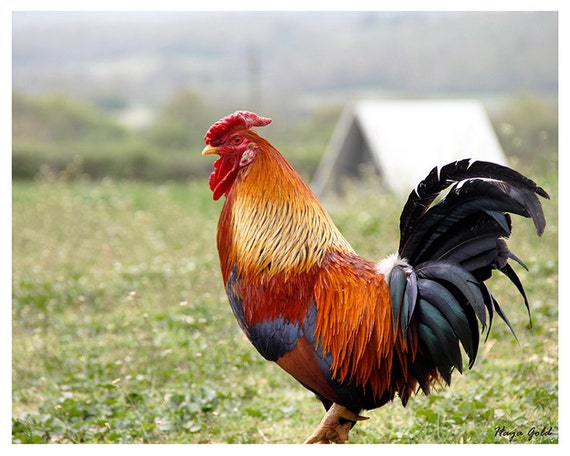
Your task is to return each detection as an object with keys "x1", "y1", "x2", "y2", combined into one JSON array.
[
  {"x1": 12, "y1": 161, "x2": 558, "y2": 443},
  {"x1": 12, "y1": 140, "x2": 210, "y2": 181},
  {"x1": 146, "y1": 90, "x2": 215, "y2": 151},
  {"x1": 492, "y1": 92, "x2": 558, "y2": 165},
  {"x1": 13, "y1": 92, "x2": 127, "y2": 143},
  {"x1": 12, "y1": 91, "x2": 212, "y2": 181}
]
